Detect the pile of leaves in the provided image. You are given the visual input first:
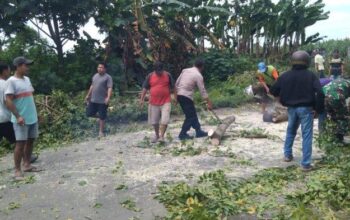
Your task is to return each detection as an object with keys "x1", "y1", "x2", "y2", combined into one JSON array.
[
  {"x1": 155, "y1": 121, "x2": 350, "y2": 219},
  {"x1": 156, "y1": 170, "x2": 240, "y2": 220}
]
